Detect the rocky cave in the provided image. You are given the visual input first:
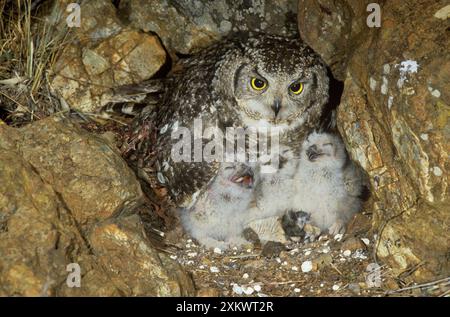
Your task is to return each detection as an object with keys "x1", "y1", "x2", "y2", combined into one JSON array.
[{"x1": 0, "y1": 0, "x2": 448, "y2": 297}]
